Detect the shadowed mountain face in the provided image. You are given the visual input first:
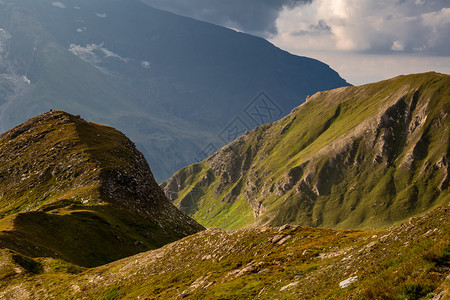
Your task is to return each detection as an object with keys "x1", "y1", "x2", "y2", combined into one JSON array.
[
  {"x1": 163, "y1": 72, "x2": 450, "y2": 230},
  {"x1": 0, "y1": 111, "x2": 204, "y2": 267},
  {"x1": 0, "y1": 0, "x2": 349, "y2": 181}
]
